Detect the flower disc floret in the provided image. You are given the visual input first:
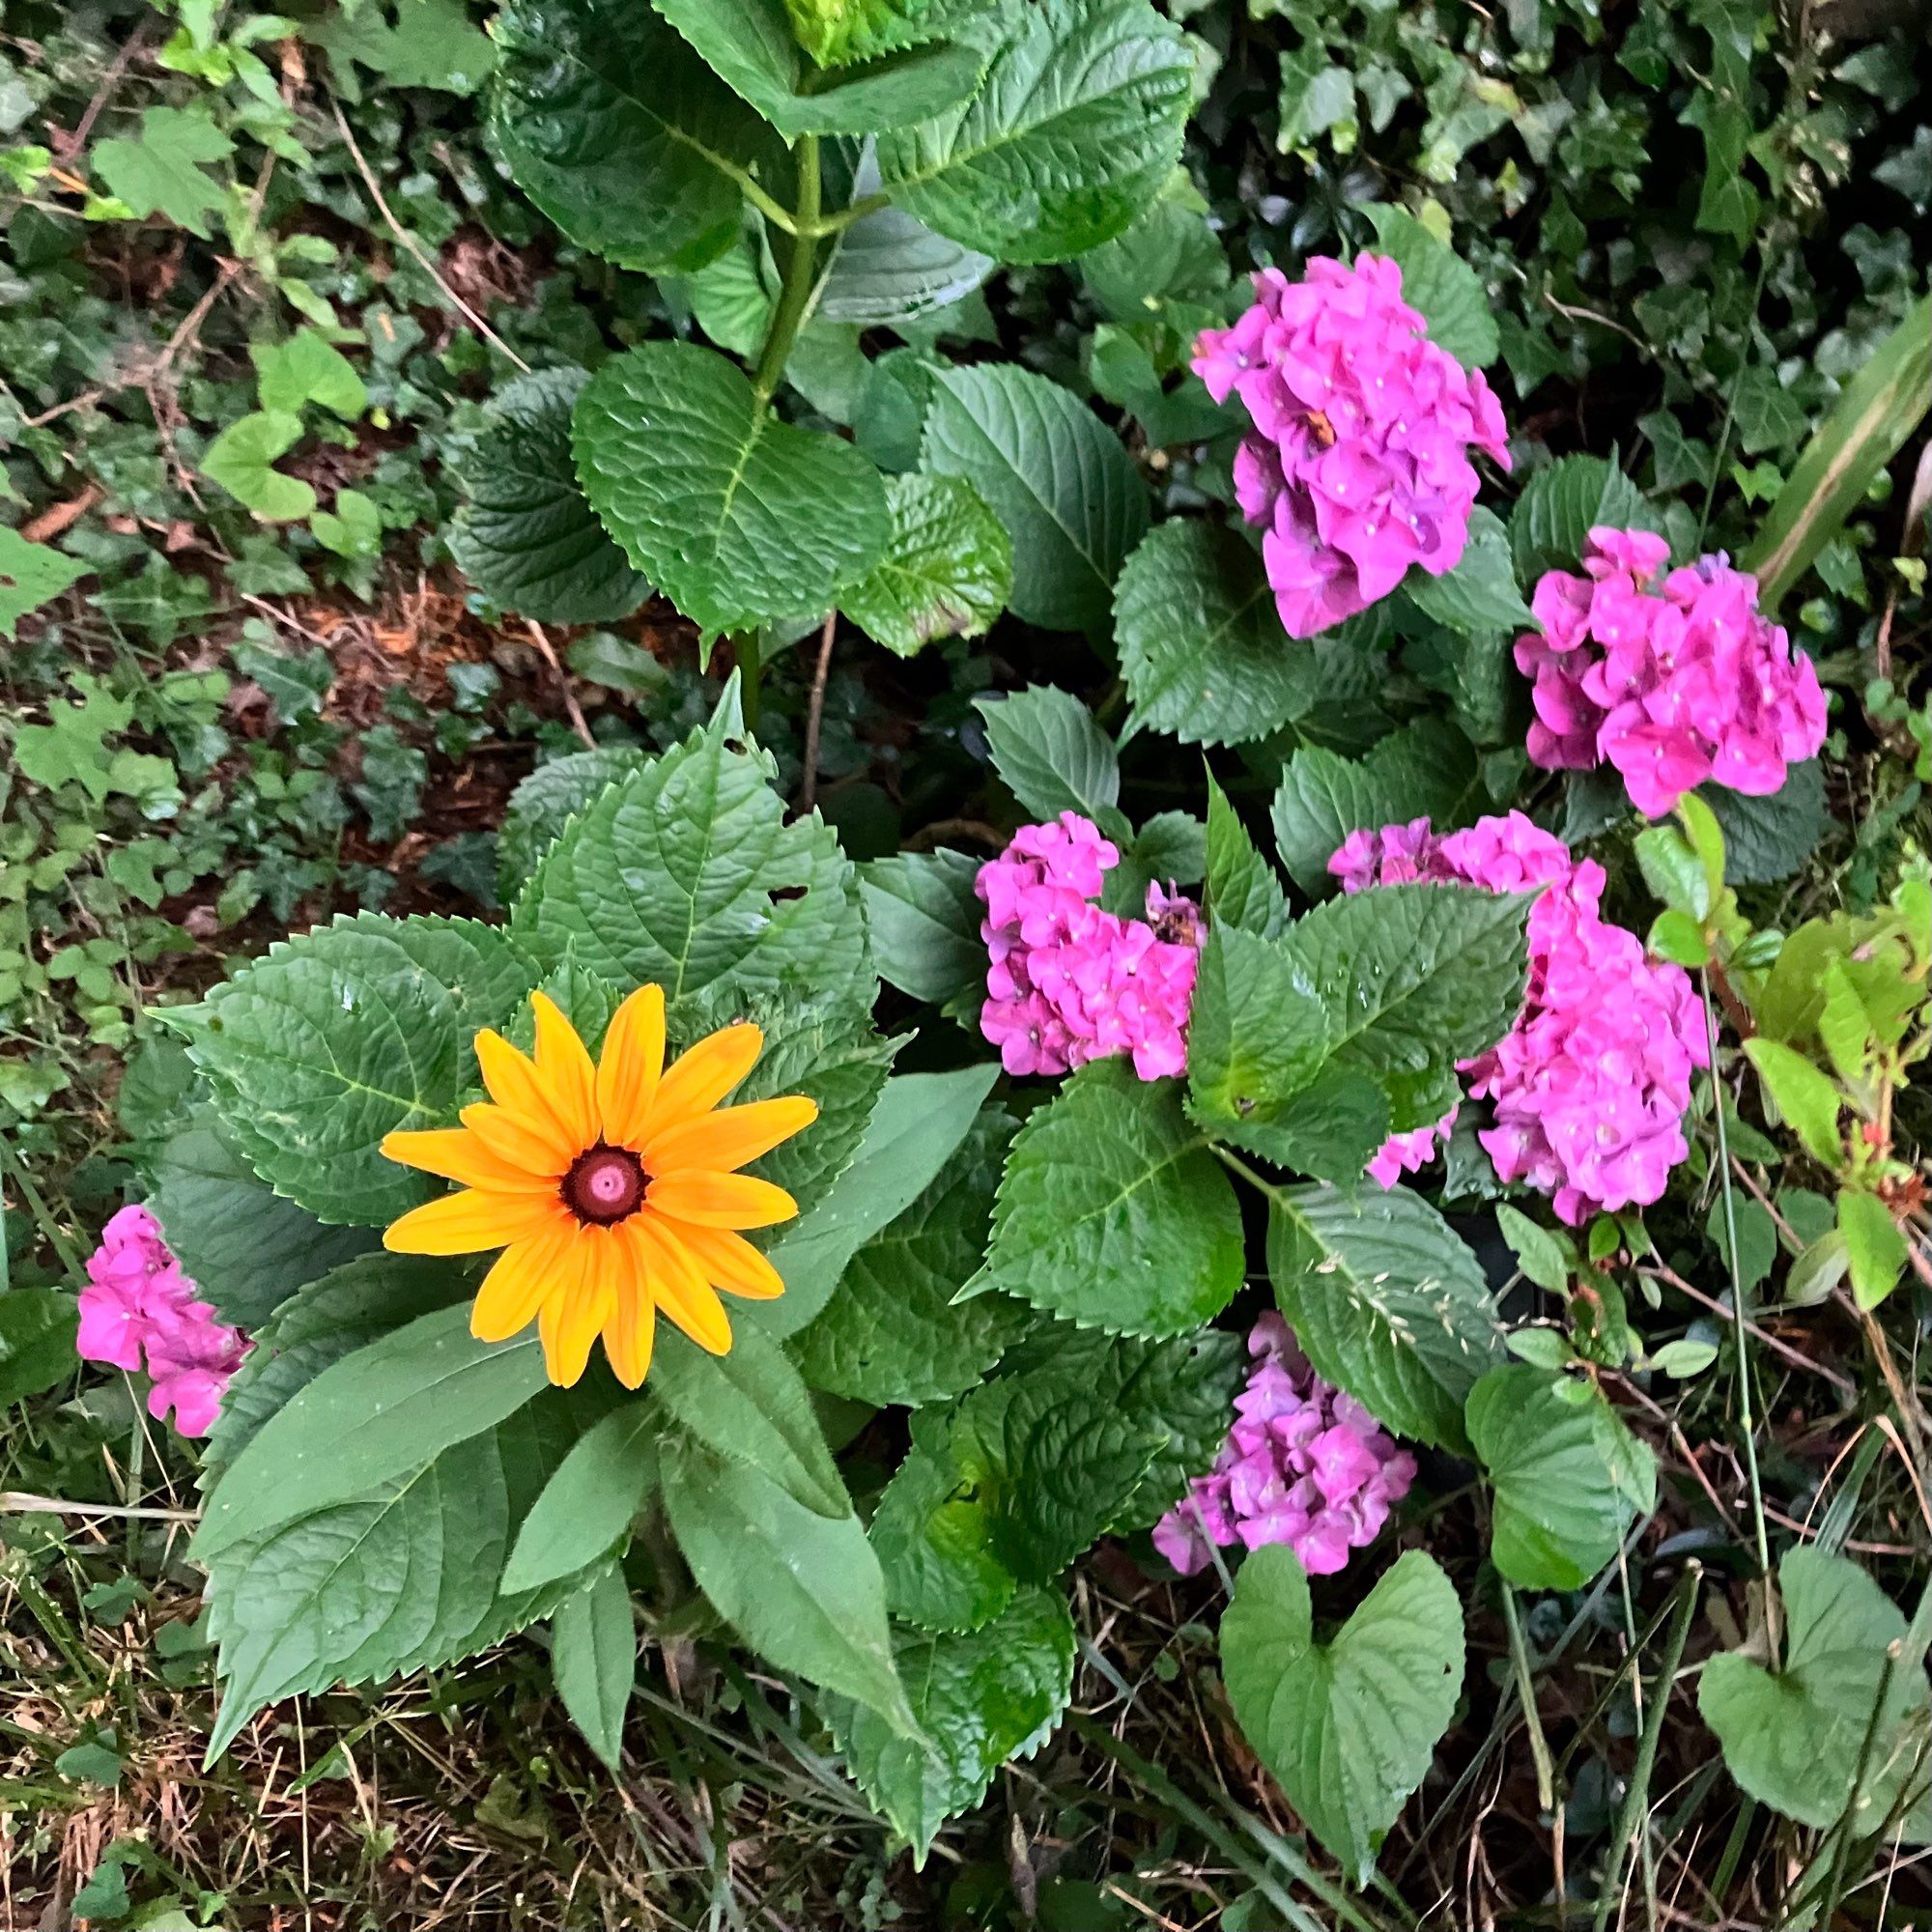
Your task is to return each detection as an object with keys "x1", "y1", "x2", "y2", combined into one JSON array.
[
  {"x1": 1192, "y1": 254, "x2": 1511, "y2": 639},
  {"x1": 381, "y1": 985, "x2": 818, "y2": 1390}
]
